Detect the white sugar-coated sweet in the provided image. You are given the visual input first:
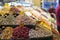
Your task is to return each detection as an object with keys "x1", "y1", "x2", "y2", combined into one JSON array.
[{"x1": 29, "y1": 29, "x2": 52, "y2": 38}]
